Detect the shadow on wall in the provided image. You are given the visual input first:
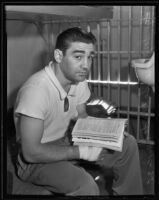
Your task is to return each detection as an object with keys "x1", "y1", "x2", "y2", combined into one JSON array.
[
  {"x1": 8, "y1": 87, "x2": 20, "y2": 109},
  {"x1": 7, "y1": 19, "x2": 51, "y2": 109},
  {"x1": 6, "y1": 20, "x2": 38, "y2": 38},
  {"x1": 7, "y1": 49, "x2": 50, "y2": 109},
  {"x1": 31, "y1": 49, "x2": 50, "y2": 74}
]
